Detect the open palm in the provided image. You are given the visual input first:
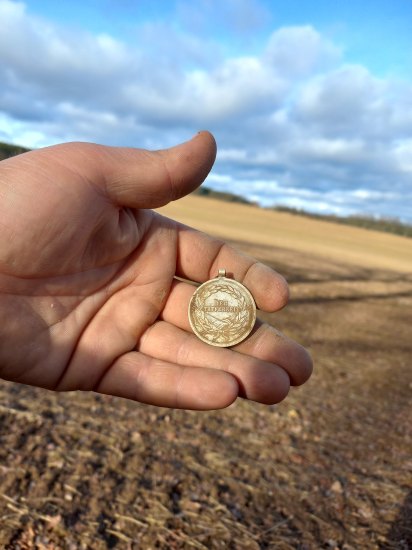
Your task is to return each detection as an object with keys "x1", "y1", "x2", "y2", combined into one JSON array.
[{"x1": 0, "y1": 133, "x2": 312, "y2": 409}]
